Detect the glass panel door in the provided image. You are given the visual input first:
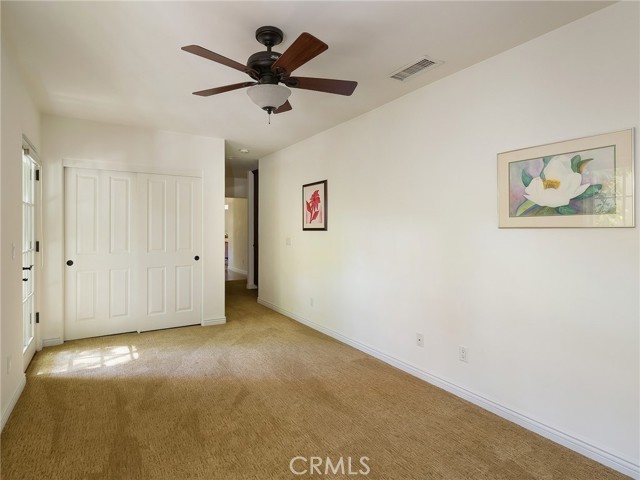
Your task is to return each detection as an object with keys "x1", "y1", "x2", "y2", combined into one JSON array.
[{"x1": 22, "y1": 149, "x2": 37, "y2": 365}]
